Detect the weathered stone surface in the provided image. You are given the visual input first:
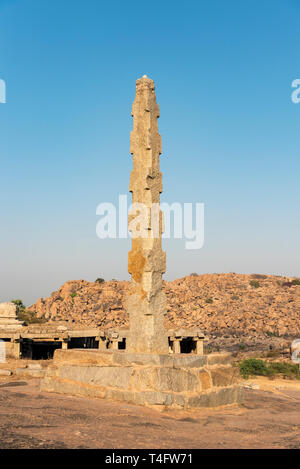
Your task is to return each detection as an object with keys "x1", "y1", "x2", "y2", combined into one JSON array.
[
  {"x1": 0, "y1": 369, "x2": 12, "y2": 376},
  {"x1": 206, "y1": 352, "x2": 232, "y2": 365},
  {"x1": 27, "y1": 363, "x2": 42, "y2": 370},
  {"x1": 41, "y1": 349, "x2": 241, "y2": 408},
  {"x1": 172, "y1": 355, "x2": 207, "y2": 368},
  {"x1": 41, "y1": 361, "x2": 242, "y2": 408},
  {"x1": 127, "y1": 76, "x2": 169, "y2": 355},
  {"x1": 112, "y1": 351, "x2": 173, "y2": 367},
  {"x1": 52, "y1": 349, "x2": 208, "y2": 368},
  {"x1": 186, "y1": 385, "x2": 243, "y2": 408},
  {"x1": 210, "y1": 365, "x2": 240, "y2": 387},
  {"x1": 197, "y1": 369, "x2": 212, "y2": 391},
  {"x1": 0, "y1": 302, "x2": 24, "y2": 330},
  {"x1": 0, "y1": 302, "x2": 18, "y2": 319},
  {"x1": 54, "y1": 349, "x2": 116, "y2": 366},
  {"x1": 58, "y1": 365, "x2": 134, "y2": 390},
  {"x1": 16, "y1": 368, "x2": 45, "y2": 378},
  {"x1": 154, "y1": 367, "x2": 201, "y2": 393}
]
